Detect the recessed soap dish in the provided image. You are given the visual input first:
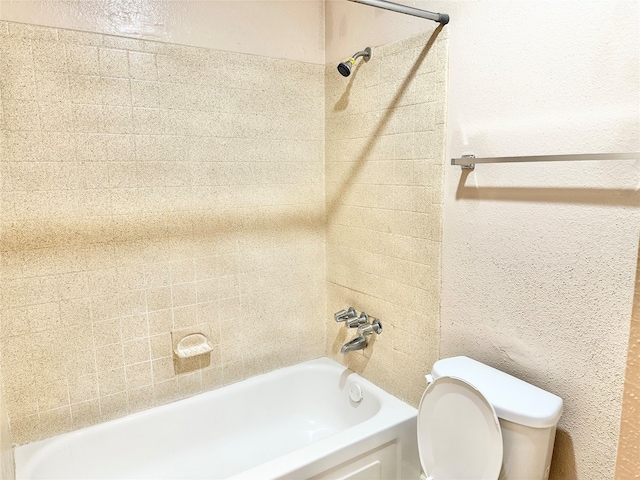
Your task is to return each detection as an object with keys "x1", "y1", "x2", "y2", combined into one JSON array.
[{"x1": 174, "y1": 333, "x2": 213, "y2": 359}]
